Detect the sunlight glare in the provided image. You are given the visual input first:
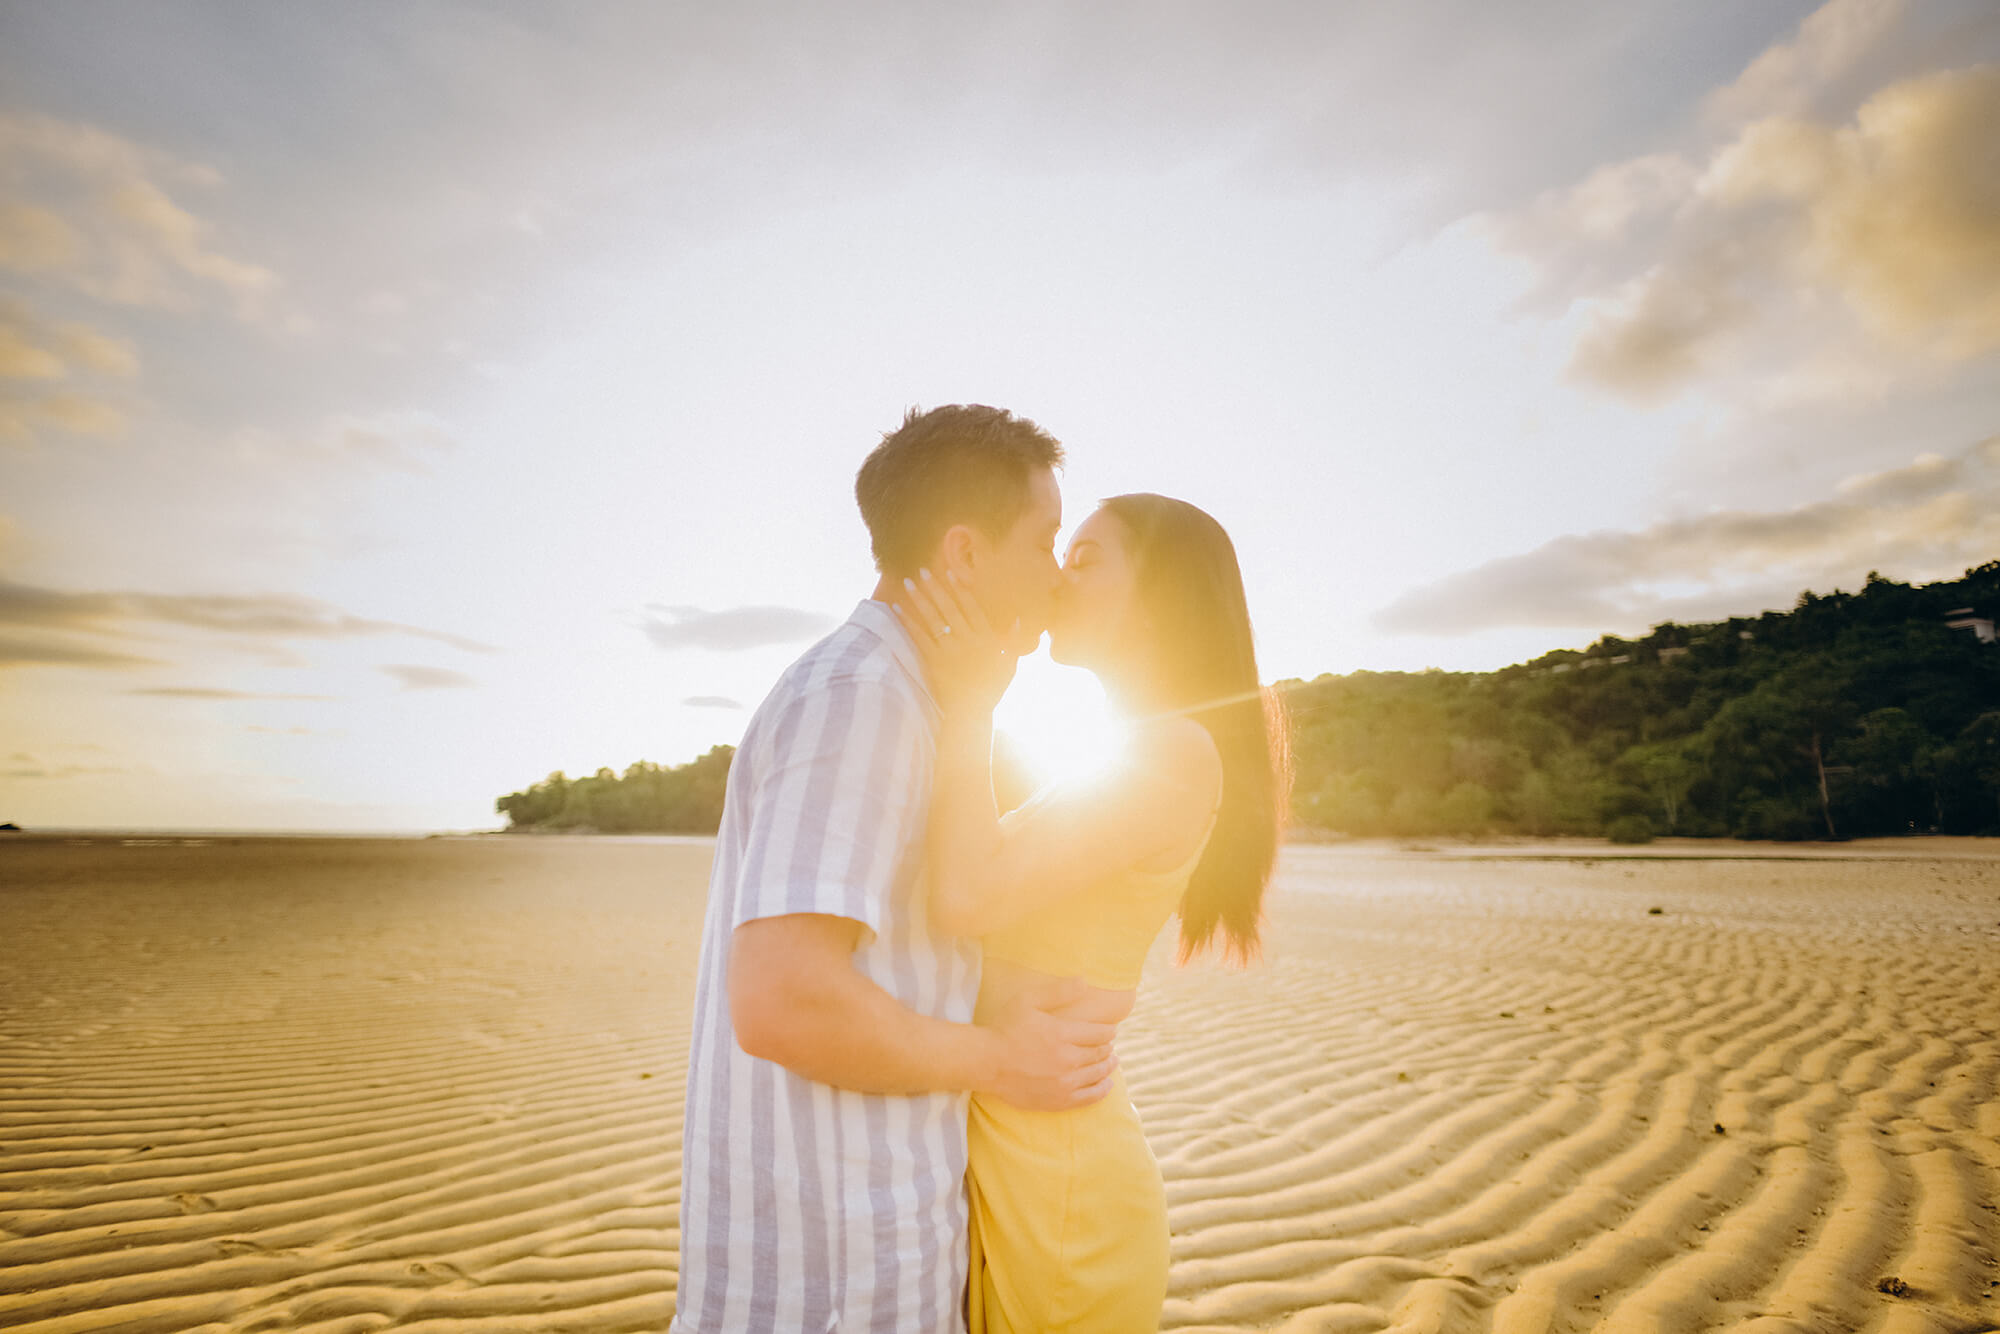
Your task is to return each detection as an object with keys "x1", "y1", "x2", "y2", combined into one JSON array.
[{"x1": 993, "y1": 655, "x2": 1125, "y2": 790}]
